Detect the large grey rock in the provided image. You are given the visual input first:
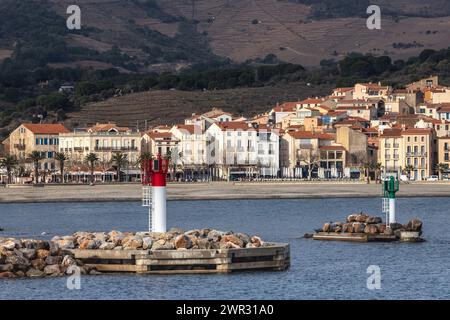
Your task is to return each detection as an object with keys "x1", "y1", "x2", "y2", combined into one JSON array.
[
  {"x1": 151, "y1": 239, "x2": 174, "y2": 250},
  {"x1": 45, "y1": 255, "x2": 63, "y2": 265},
  {"x1": 122, "y1": 236, "x2": 143, "y2": 250},
  {"x1": 54, "y1": 237, "x2": 75, "y2": 250},
  {"x1": 26, "y1": 268, "x2": 45, "y2": 278},
  {"x1": 5, "y1": 250, "x2": 30, "y2": 267},
  {"x1": 93, "y1": 232, "x2": 108, "y2": 242},
  {"x1": 19, "y1": 248, "x2": 36, "y2": 260},
  {"x1": 99, "y1": 242, "x2": 116, "y2": 250},
  {"x1": 0, "y1": 239, "x2": 18, "y2": 250},
  {"x1": 142, "y1": 237, "x2": 153, "y2": 250},
  {"x1": 31, "y1": 258, "x2": 46, "y2": 271},
  {"x1": 197, "y1": 238, "x2": 211, "y2": 249},
  {"x1": 44, "y1": 264, "x2": 61, "y2": 275},
  {"x1": 61, "y1": 255, "x2": 77, "y2": 267},
  {"x1": 79, "y1": 239, "x2": 101, "y2": 250},
  {"x1": 207, "y1": 230, "x2": 225, "y2": 242},
  {"x1": 0, "y1": 264, "x2": 13, "y2": 272},
  {"x1": 174, "y1": 235, "x2": 193, "y2": 250}
]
